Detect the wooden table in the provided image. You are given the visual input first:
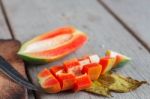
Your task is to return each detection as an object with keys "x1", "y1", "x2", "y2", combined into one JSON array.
[{"x1": 0, "y1": 0, "x2": 150, "y2": 99}]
